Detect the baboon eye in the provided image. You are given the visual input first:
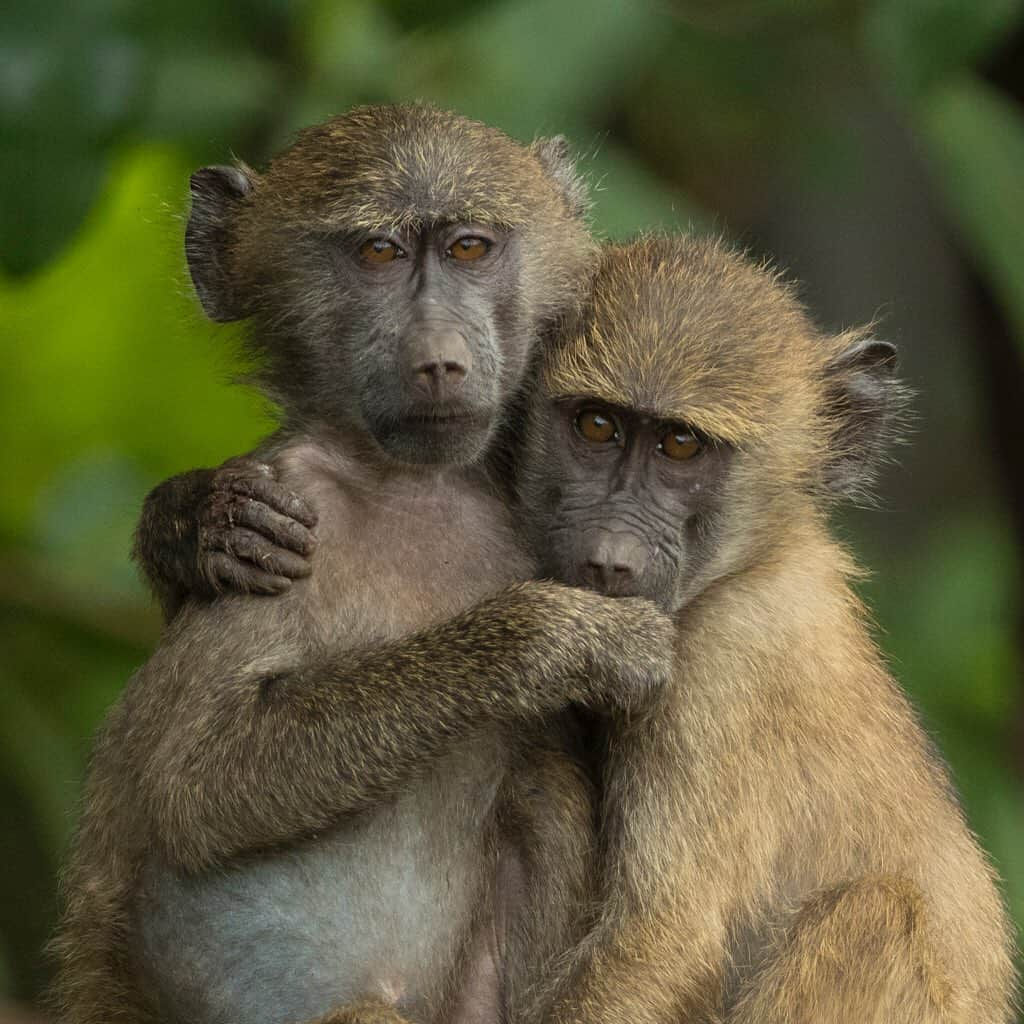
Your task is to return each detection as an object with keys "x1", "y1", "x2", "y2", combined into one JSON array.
[
  {"x1": 575, "y1": 408, "x2": 618, "y2": 444},
  {"x1": 359, "y1": 239, "x2": 405, "y2": 264},
  {"x1": 659, "y1": 426, "x2": 702, "y2": 461},
  {"x1": 448, "y1": 237, "x2": 490, "y2": 261}
]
